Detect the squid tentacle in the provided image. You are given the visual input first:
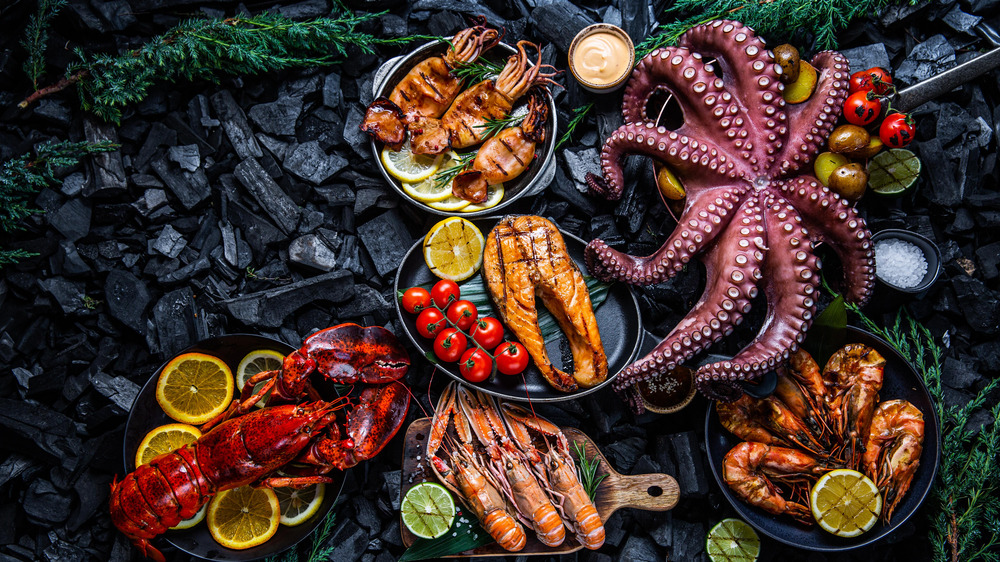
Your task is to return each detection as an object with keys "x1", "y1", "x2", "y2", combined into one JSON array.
[
  {"x1": 696, "y1": 196, "x2": 820, "y2": 401},
  {"x1": 585, "y1": 185, "x2": 745, "y2": 285},
  {"x1": 775, "y1": 177, "x2": 875, "y2": 305}
]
